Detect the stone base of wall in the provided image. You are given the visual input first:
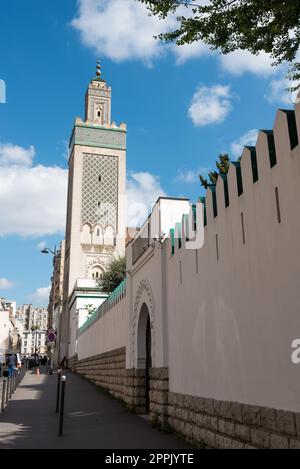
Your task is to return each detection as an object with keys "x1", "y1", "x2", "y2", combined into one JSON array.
[
  {"x1": 68, "y1": 354, "x2": 300, "y2": 448},
  {"x1": 149, "y1": 368, "x2": 169, "y2": 424},
  {"x1": 69, "y1": 351, "x2": 169, "y2": 416},
  {"x1": 167, "y1": 392, "x2": 300, "y2": 449},
  {"x1": 68, "y1": 350, "x2": 148, "y2": 413}
]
